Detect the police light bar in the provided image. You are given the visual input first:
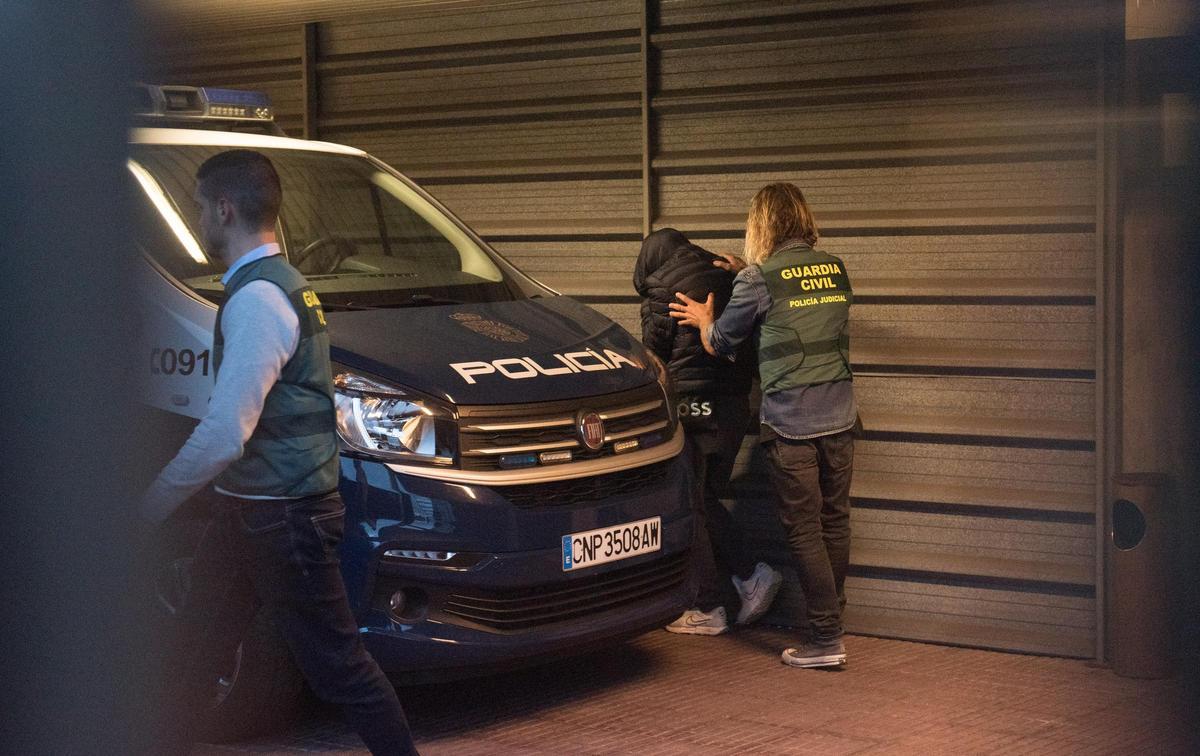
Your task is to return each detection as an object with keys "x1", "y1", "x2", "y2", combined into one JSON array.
[
  {"x1": 133, "y1": 83, "x2": 274, "y2": 122},
  {"x1": 200, "y1": 87, "x2": 273, "y2": 120}
]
